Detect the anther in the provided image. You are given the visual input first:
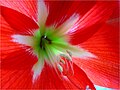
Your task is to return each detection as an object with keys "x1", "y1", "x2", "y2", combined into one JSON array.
[
  {"x1": 60, "y1": 54, "x2": 72, "y2": 61},
  {"x1": 57, "y1": 64, "x2": 63, "y2": 72},
  {"x1": 60, "y1": 59, "x2": 65, "y2": 64},
  {"x1": 67, "y1": 50, "x2": 72, "y2": 57}
]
